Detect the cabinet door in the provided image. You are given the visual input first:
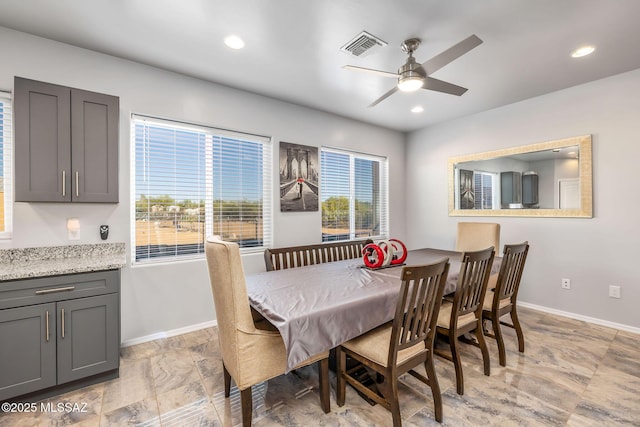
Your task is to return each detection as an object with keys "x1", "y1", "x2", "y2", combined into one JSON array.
[
  {"x1": 14, "y1": 77, "x2": 72, "y2": 202},
  {"x1": 0, "y1": 303, "x2": 56, "y2": 400},
  {"x1": 71, "y1": 89, "x2": 119, "y2": 202},
  {"x1": 57, "y1": 294, "x2": 119, "y2": 384}
]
